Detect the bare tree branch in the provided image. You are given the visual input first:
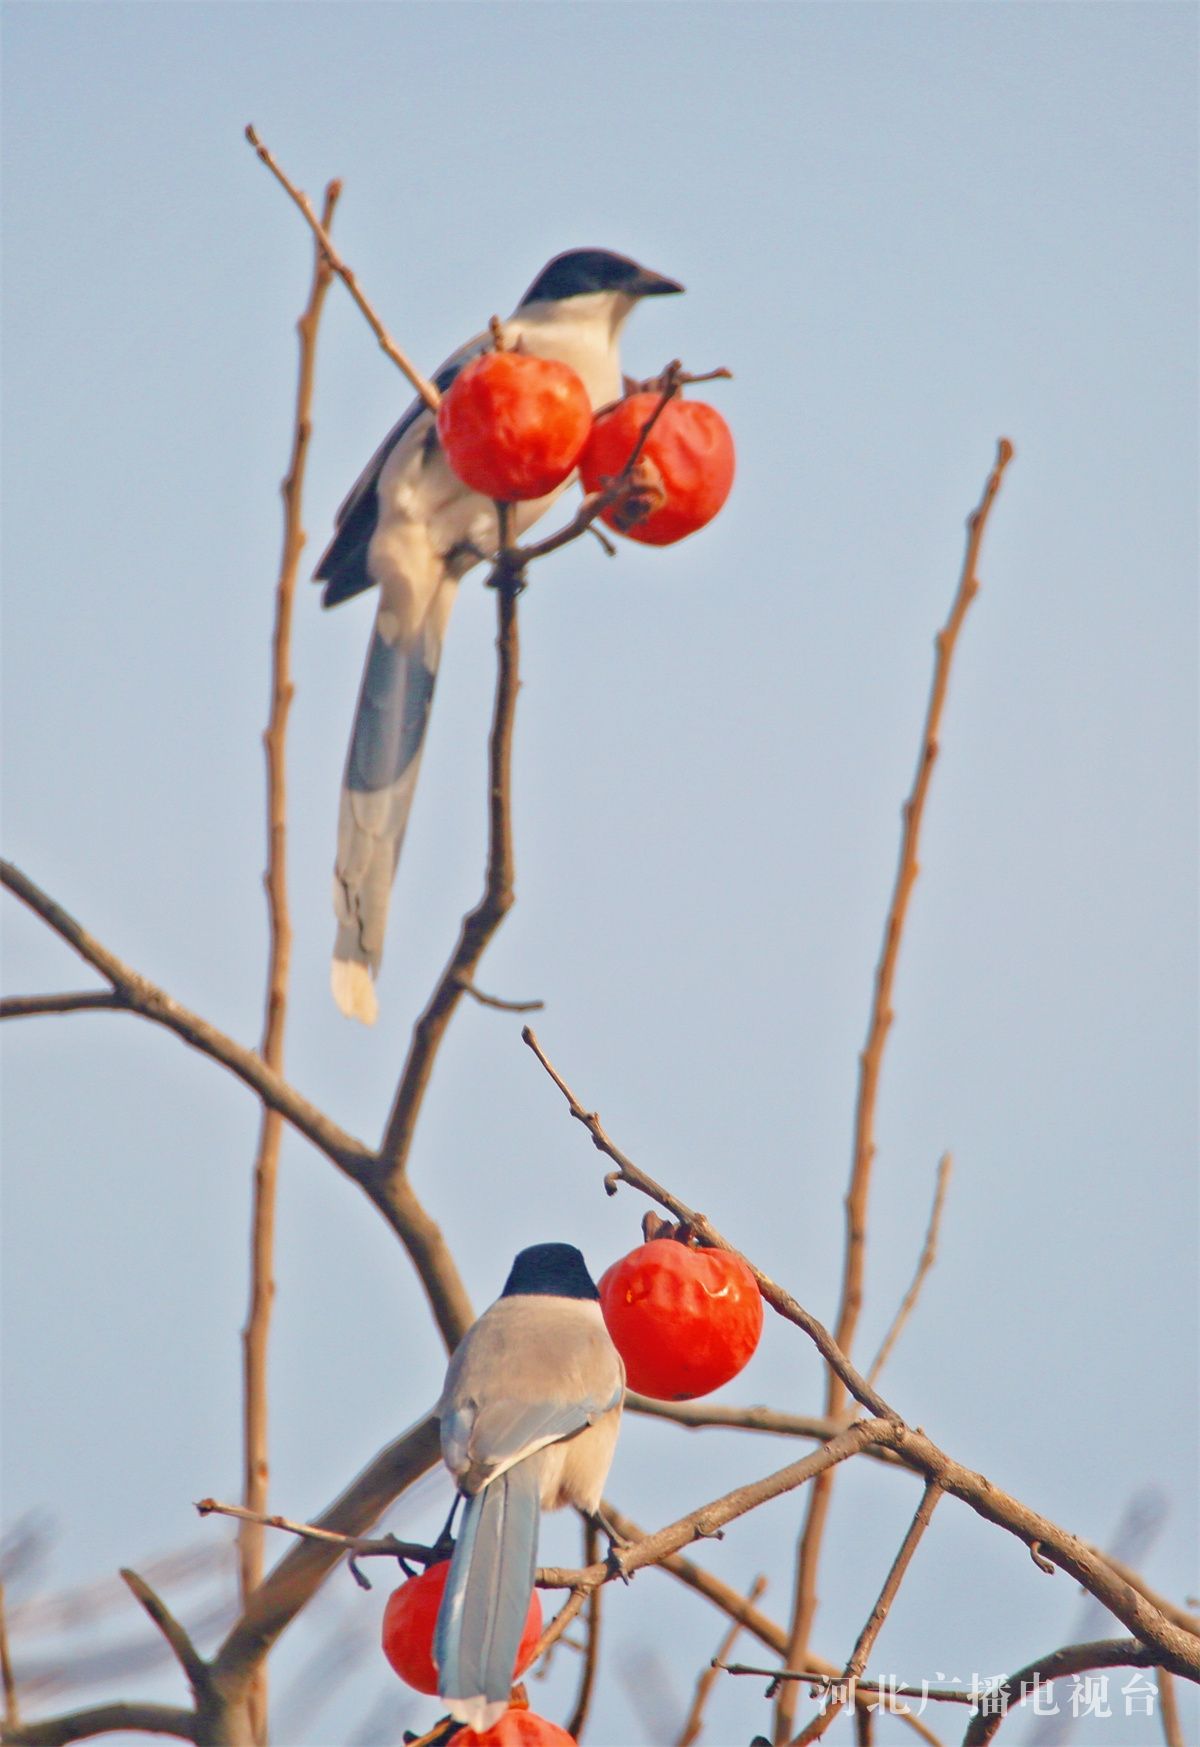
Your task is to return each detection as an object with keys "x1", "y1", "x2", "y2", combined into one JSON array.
[
  {"x1": 118, "y1": 1570, "x2": 208, "y2": 1700},
  {"x1": 536, "y1": 1422, "x2": 890, "y2": 1596},
  {"x1": 243, "y1": 127, "x2": 440, "y2": 411},
  {"x1": 456, "y1": 979, "x2": 544, "y2": 1014},
  {"x1": 625, "y1": 1396, "x2": 907, "y2": 1467},
  {"x1": 377, "y1": 571, "x2": 521, "y2": 1221},
  {"x1": 958, "y1": 1637, "x2": 1158, "y2": 1746},
  {"x1": 886, "y1": 1431, "x2": 1200, "y2": 1682},
  {"x1": 843, "y1": 1480, "x2": 942, "y2": 1682},
  {"x1": 239, "y1": 172, "x2": 342, "y2": 1747},
  {"x1": 0, "y1": 1583, "x2": 18, "y2": 1731},
  {"x1": 522, "y1": 1029, "x2": 1200, "y2": 1680},
  {"x1": 194, "y1": 1500, "x2": 433, "y2": 1568},
  {"x1": 0, "y1": 860, "x2": 374, "y2": 1178},
  {"x1": 211, "y1": 1417, "x2": 441, "y2": 1699},
  {"x1": 791, "y1": 1482, "x2": 943, "y2": 1745},
  {"x1": 563, "y1": 1521, "x2": 601, "y2": 1740},
  {"x1": 521, "y1": 1026, "x2": 901, "y2": 1425},
  {"x1": 867, "y1": 1153, "x2": 953, "y2": 1386},
  {"x1": 1157, "y1": 1667, "x2": 1184, "y2": 1747},
  {"x1": 1079, "y1": 1549, "x2": 1200, "y2": 1639},
  {"x1": 0, "y1": 1703, "x2": 199, "y2": 1745},
  {"x1": 841, "y1": 441, "x2": 1012, "y2": 1368},
  {"x1": 0, "y1": 993, "x2": 122, "y2": 1020},
  {"x1": 528, "y1": 1590, "x2": 588, "y2": 1667},
  {"x1": 781, "y1": 439, "x2": 1014, "y2": 1738},
  {"x1": 722, "y1": 1664, "x2": 976, "y2": 1706}
]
